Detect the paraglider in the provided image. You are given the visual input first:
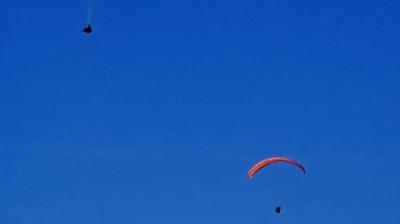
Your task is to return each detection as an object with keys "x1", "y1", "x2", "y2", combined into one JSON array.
[{"x1": 247, "y1": 156, "x2": 306, "y2": 214}]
